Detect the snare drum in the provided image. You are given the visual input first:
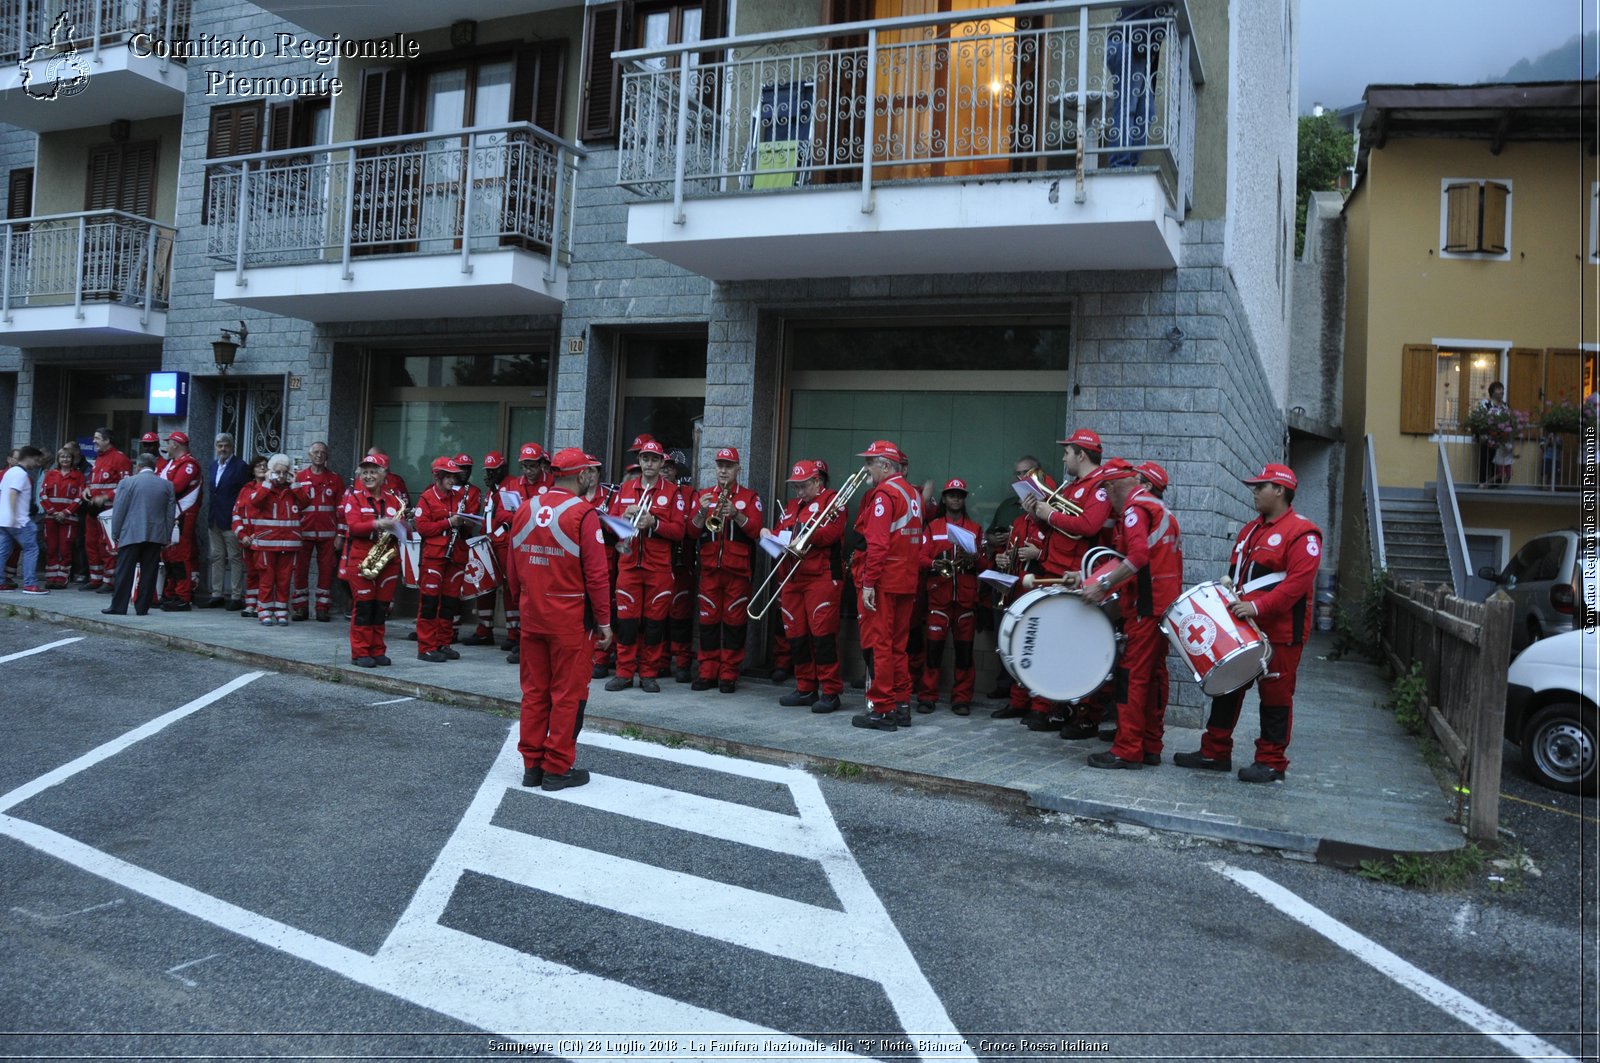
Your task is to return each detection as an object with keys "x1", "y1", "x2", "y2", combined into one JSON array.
[
  {"x1": 1161, "y1": 581, "x2": 1272, "y2": 696},
  {"x1": 460, "y1": 534, "x2": 500, "y2": 597},
  {"x1": 96, "y1": 510, "x2": 116, "y2": 550},
  {"x1": 997, "y1": 586, "x2": 1118, "y2": 702},
  {"x1": 398, "y1": 534, "x2": 423, "y2": 589}
]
